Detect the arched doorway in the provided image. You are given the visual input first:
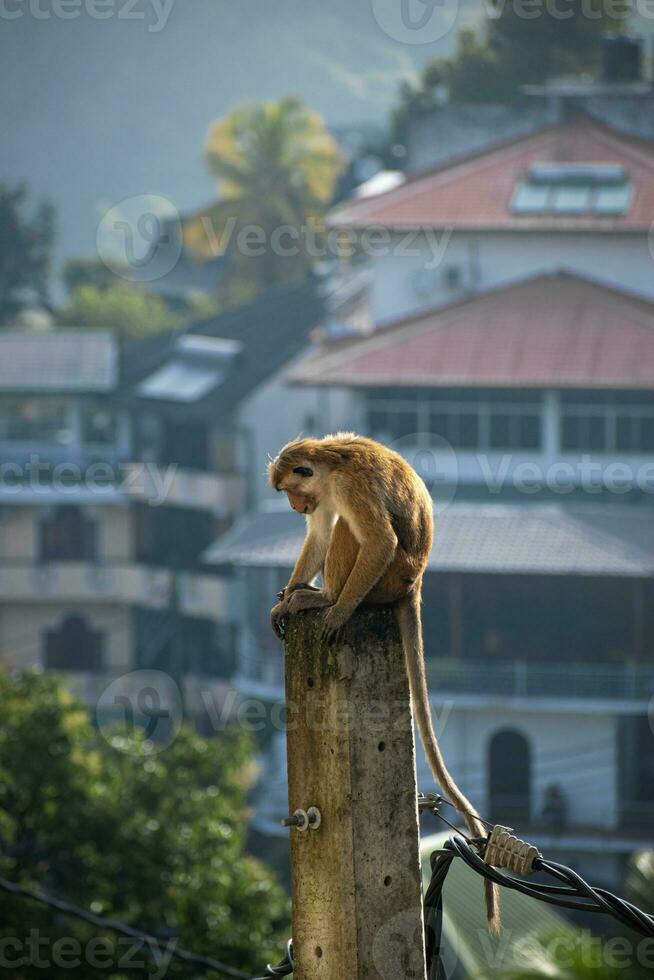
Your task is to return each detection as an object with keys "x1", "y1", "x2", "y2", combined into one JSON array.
[{"x1": 489, "y1": 729, "x2": 531, "y2": 825}]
